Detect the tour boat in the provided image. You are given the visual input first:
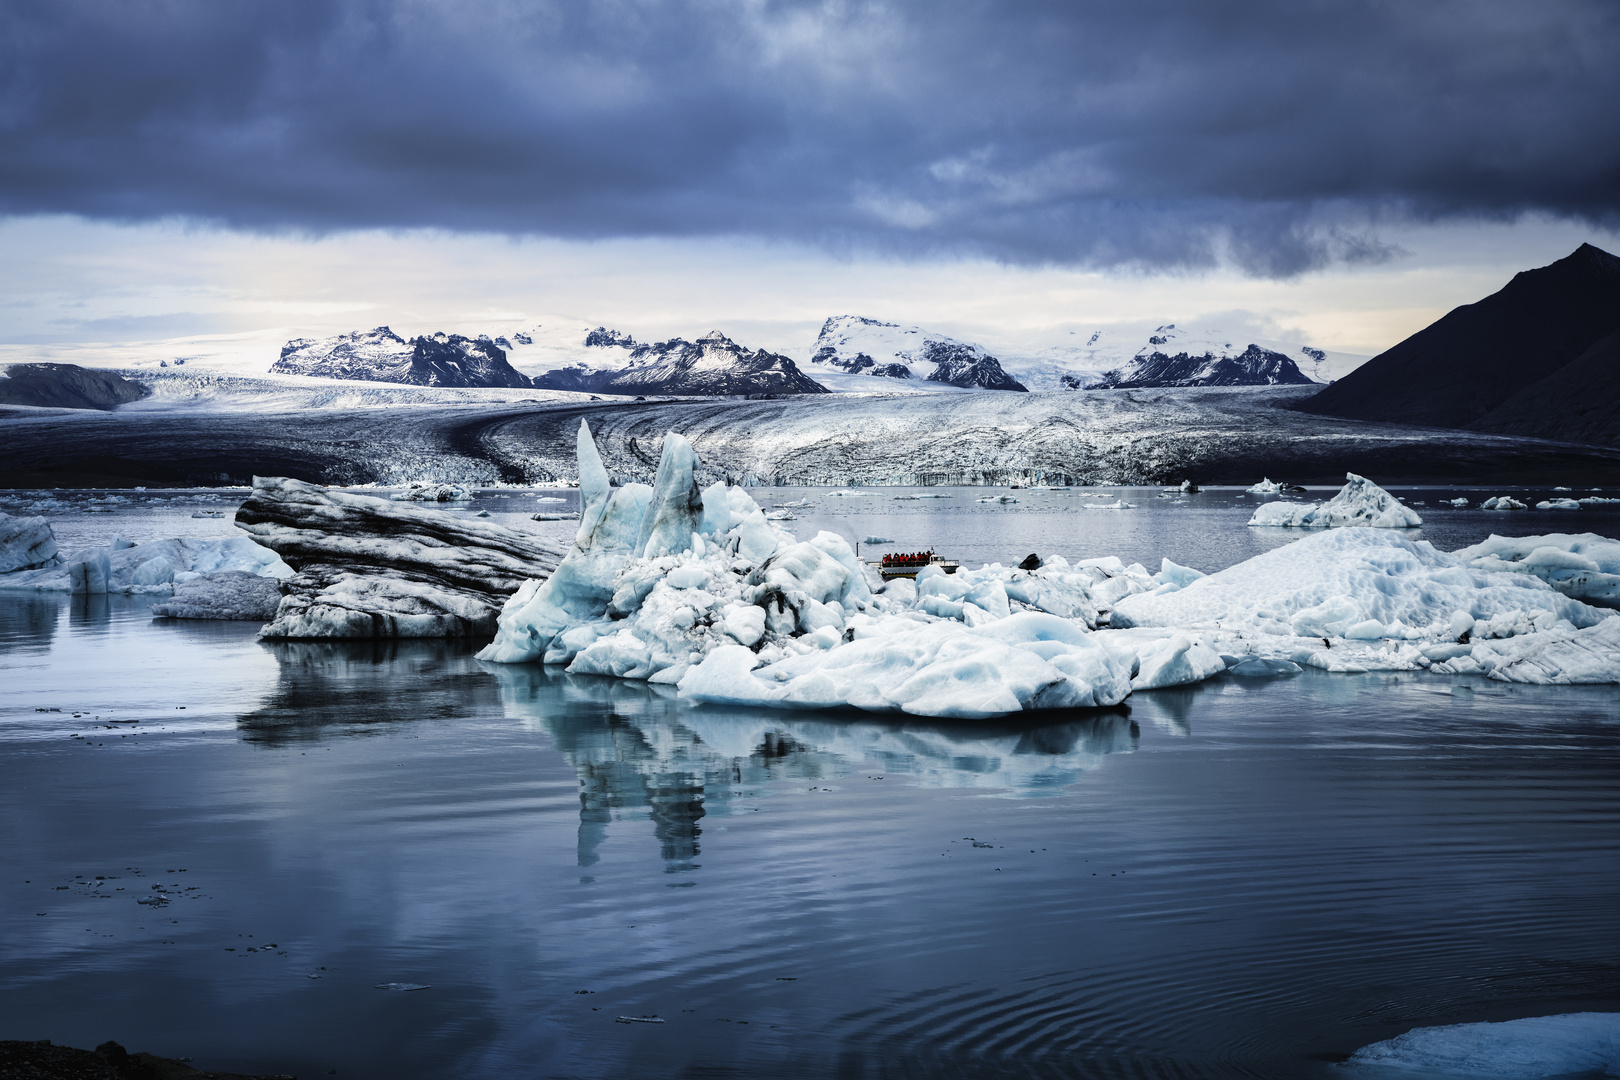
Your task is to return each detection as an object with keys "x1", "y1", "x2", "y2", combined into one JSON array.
[{"x1": 876, "y1": 550, "x2": 960, "y2": 580}]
